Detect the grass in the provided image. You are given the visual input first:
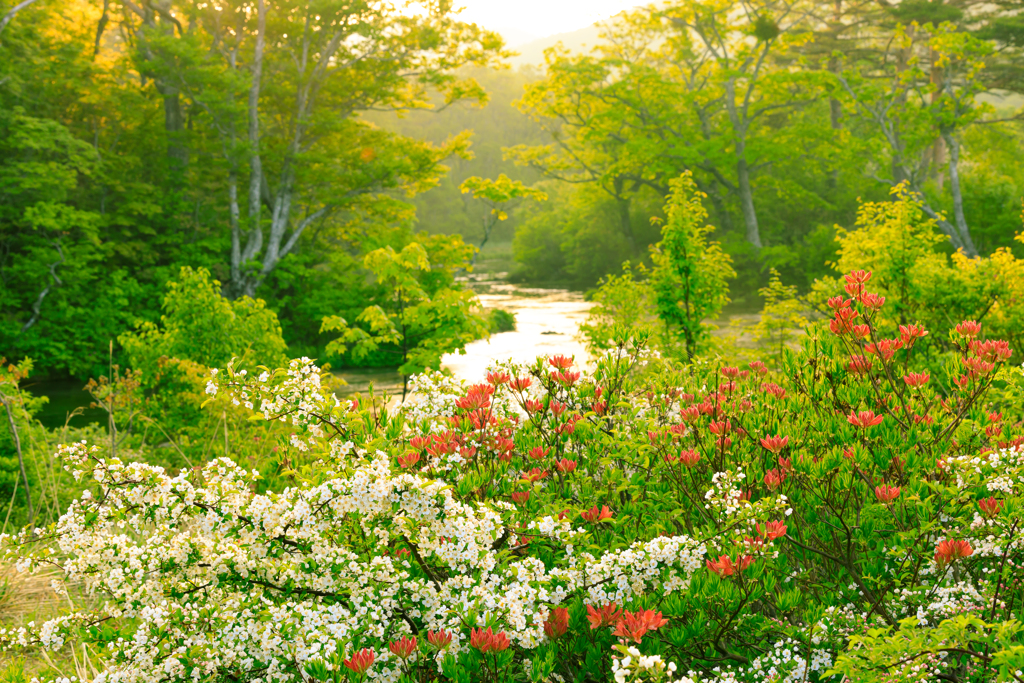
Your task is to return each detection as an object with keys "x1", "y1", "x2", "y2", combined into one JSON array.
[{"x1": 0, "y1": 562, "x2": 103, "y2": 679}]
